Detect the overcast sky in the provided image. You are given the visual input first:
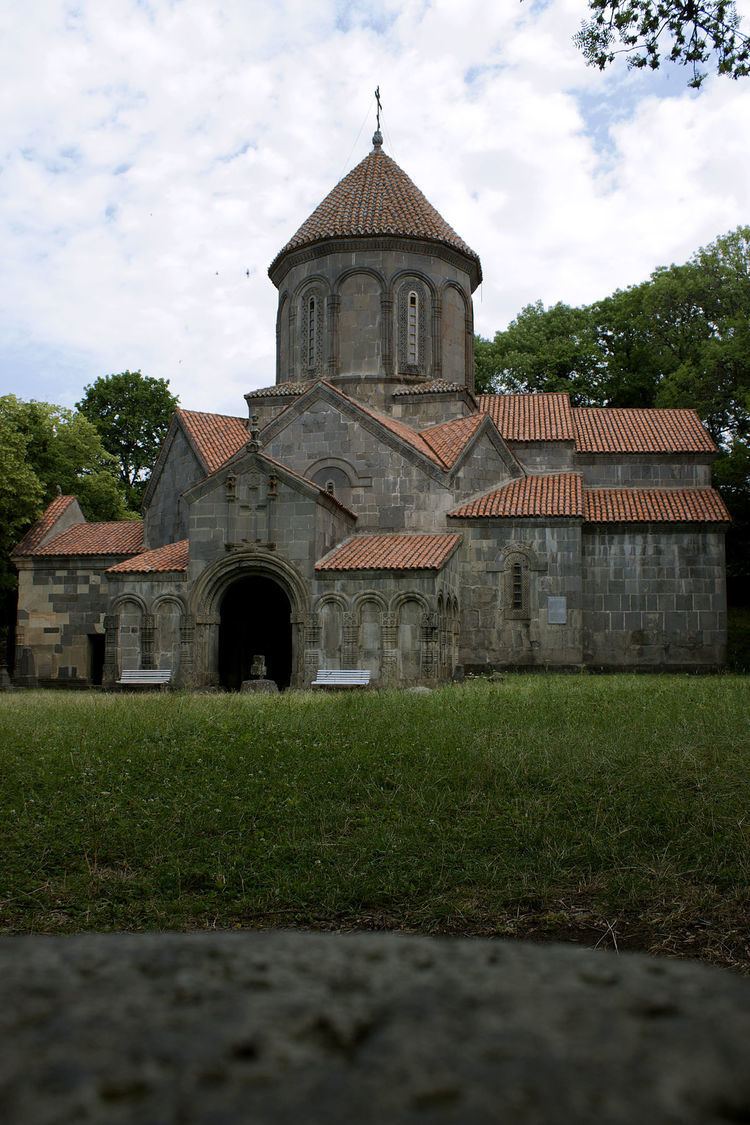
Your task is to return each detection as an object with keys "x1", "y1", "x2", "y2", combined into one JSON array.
[{"x1": 1, "y1": 0, "x2": 749, "y2": 416}]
